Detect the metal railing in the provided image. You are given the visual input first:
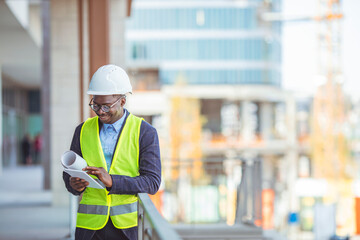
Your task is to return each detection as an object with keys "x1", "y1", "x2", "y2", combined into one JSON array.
[{"x1": 138, "y1": 193, "x2": 183, "y2": 240}]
